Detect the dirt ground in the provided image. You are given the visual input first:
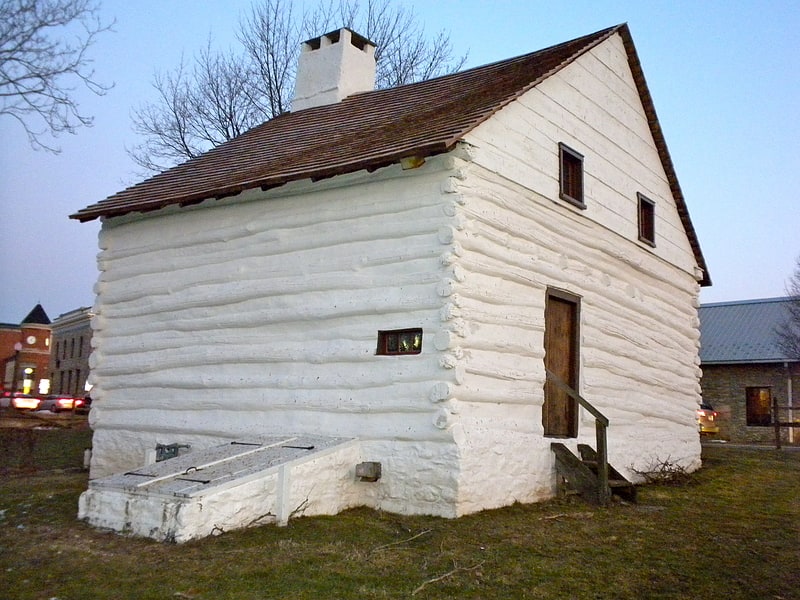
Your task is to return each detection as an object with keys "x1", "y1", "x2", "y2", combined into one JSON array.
[{"x1": 0, "y1": 408, "x2": 89, "y2": 430}]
